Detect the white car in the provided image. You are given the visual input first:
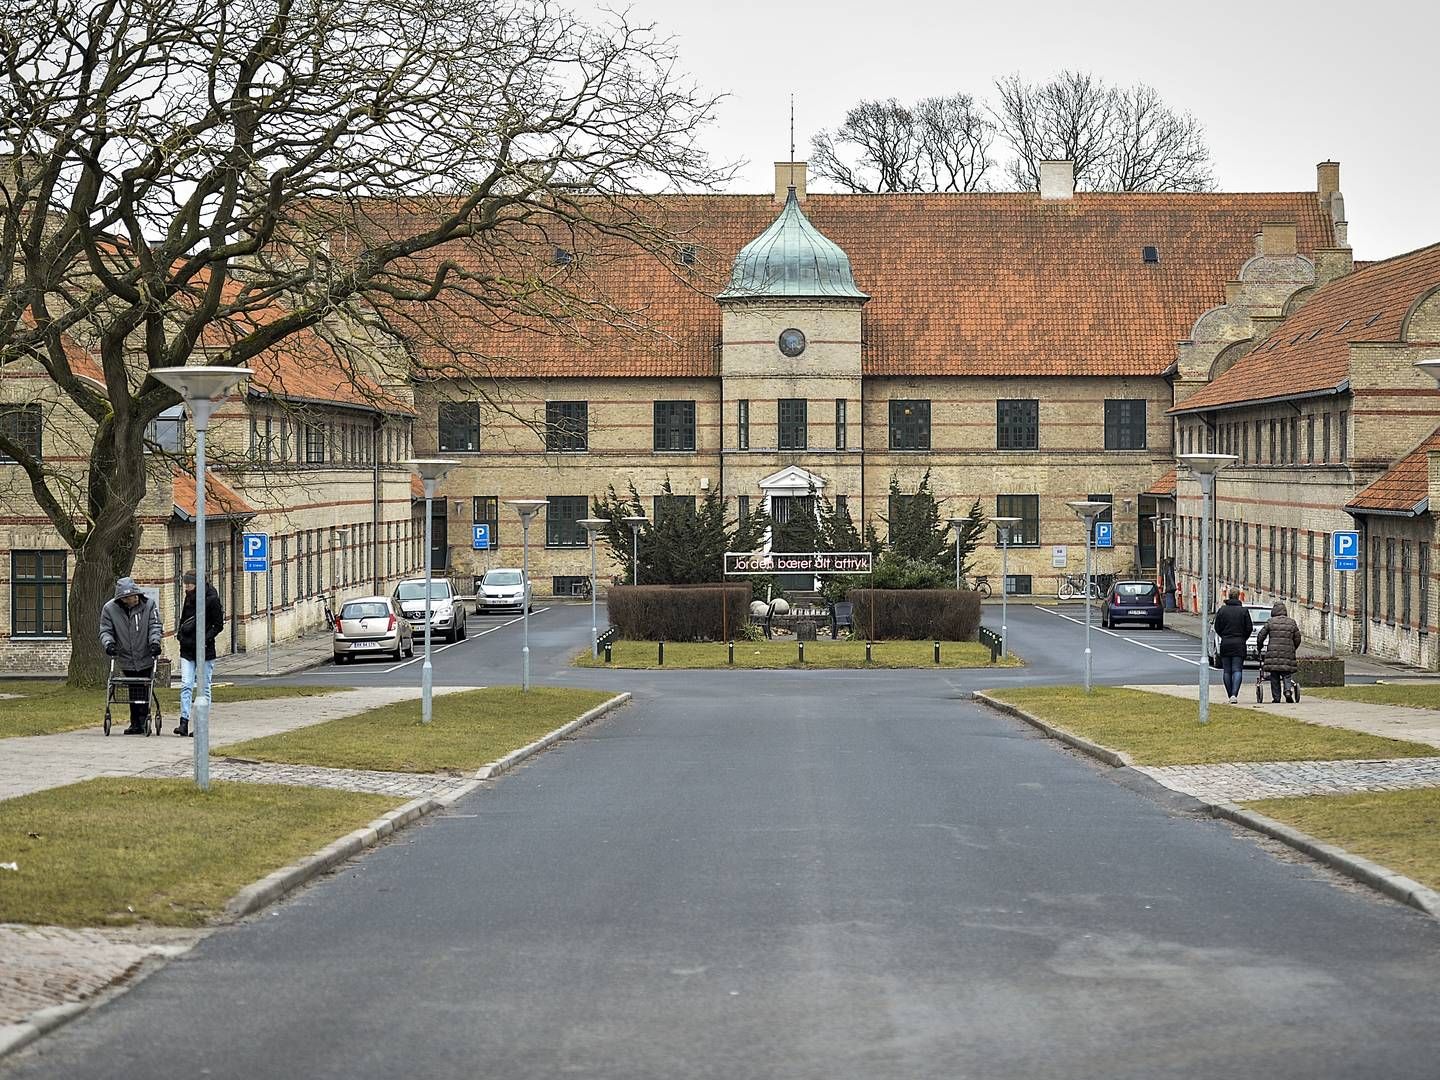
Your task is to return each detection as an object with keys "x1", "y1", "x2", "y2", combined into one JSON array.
[
  {"x1": 392, "y1": 578, "x2": 468, "y2": 642},
  {"x1": 477, "y1": 568, "x2": 532, "y2": 613},
  {"x1": 1209, "y1": 603, "x2": 1272, "y2": 667}
]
